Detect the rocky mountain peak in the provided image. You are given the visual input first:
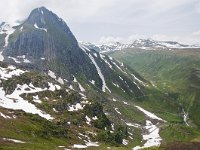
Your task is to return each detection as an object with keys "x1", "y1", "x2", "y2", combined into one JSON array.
[
  {"x1": 25, "y1": 7, "x2": 75, "y2": 39},
  {"x1": 26, "y1": 7, "x2": 49, "y2": 29},
  {"x1": 0, "y1": 7, "x2": 146, "y2": 98},
  {"x1": 2, "y1": 7, "x2": 79, "y2": 62}
]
